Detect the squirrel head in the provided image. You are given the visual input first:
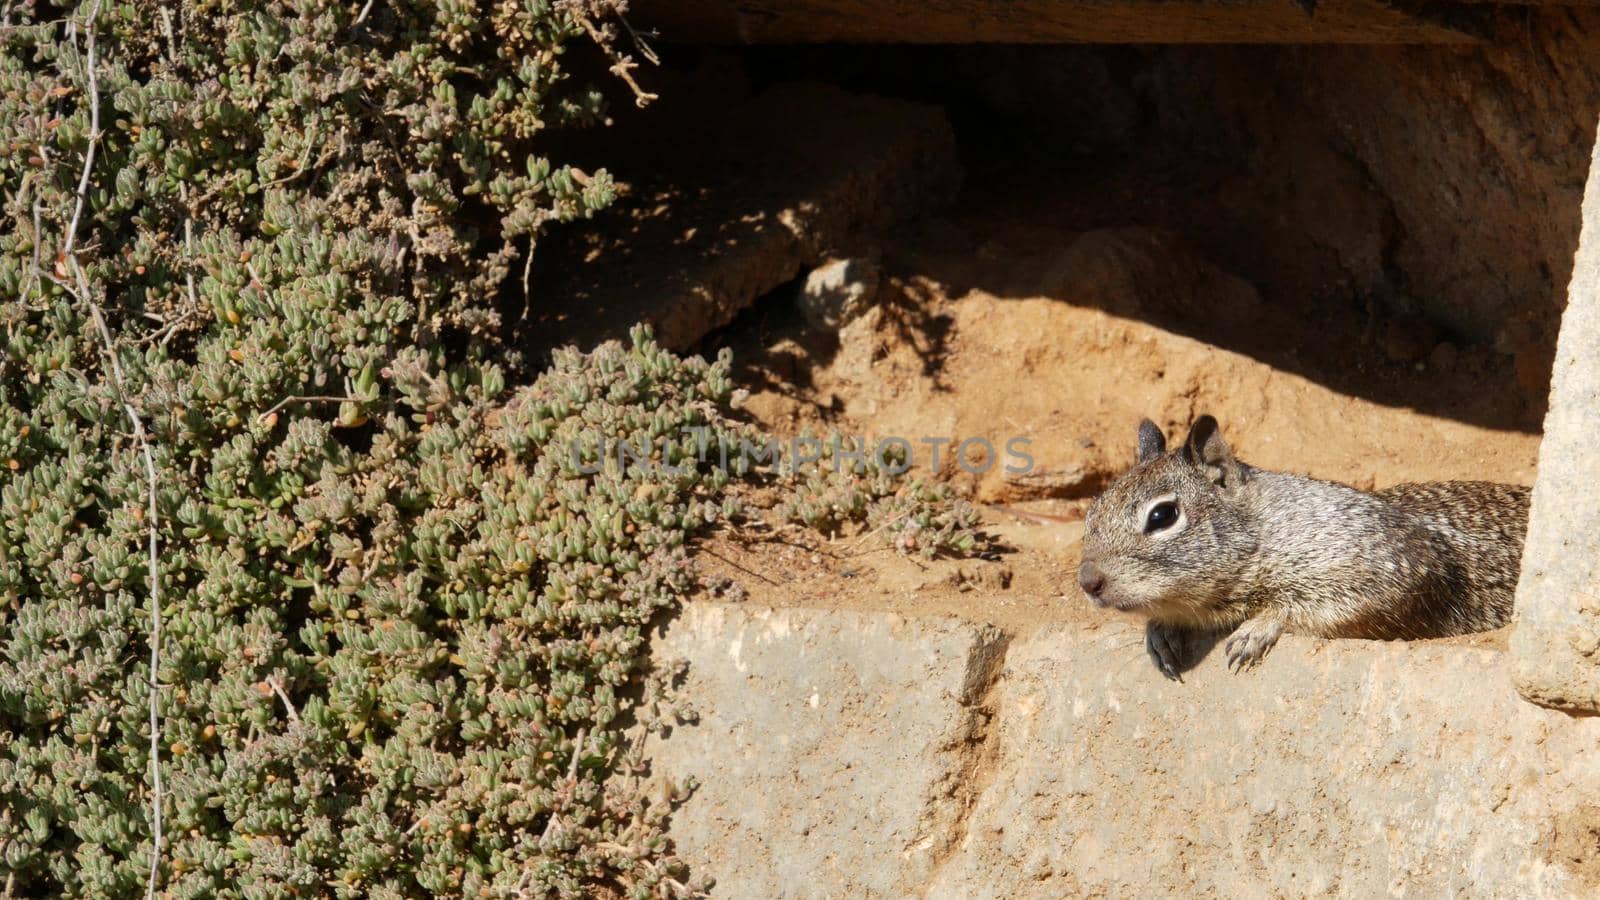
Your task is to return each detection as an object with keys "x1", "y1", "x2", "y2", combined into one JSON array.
[{"x1": 1078, "y1": 415, "x2": 1260, "y2": 623}]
